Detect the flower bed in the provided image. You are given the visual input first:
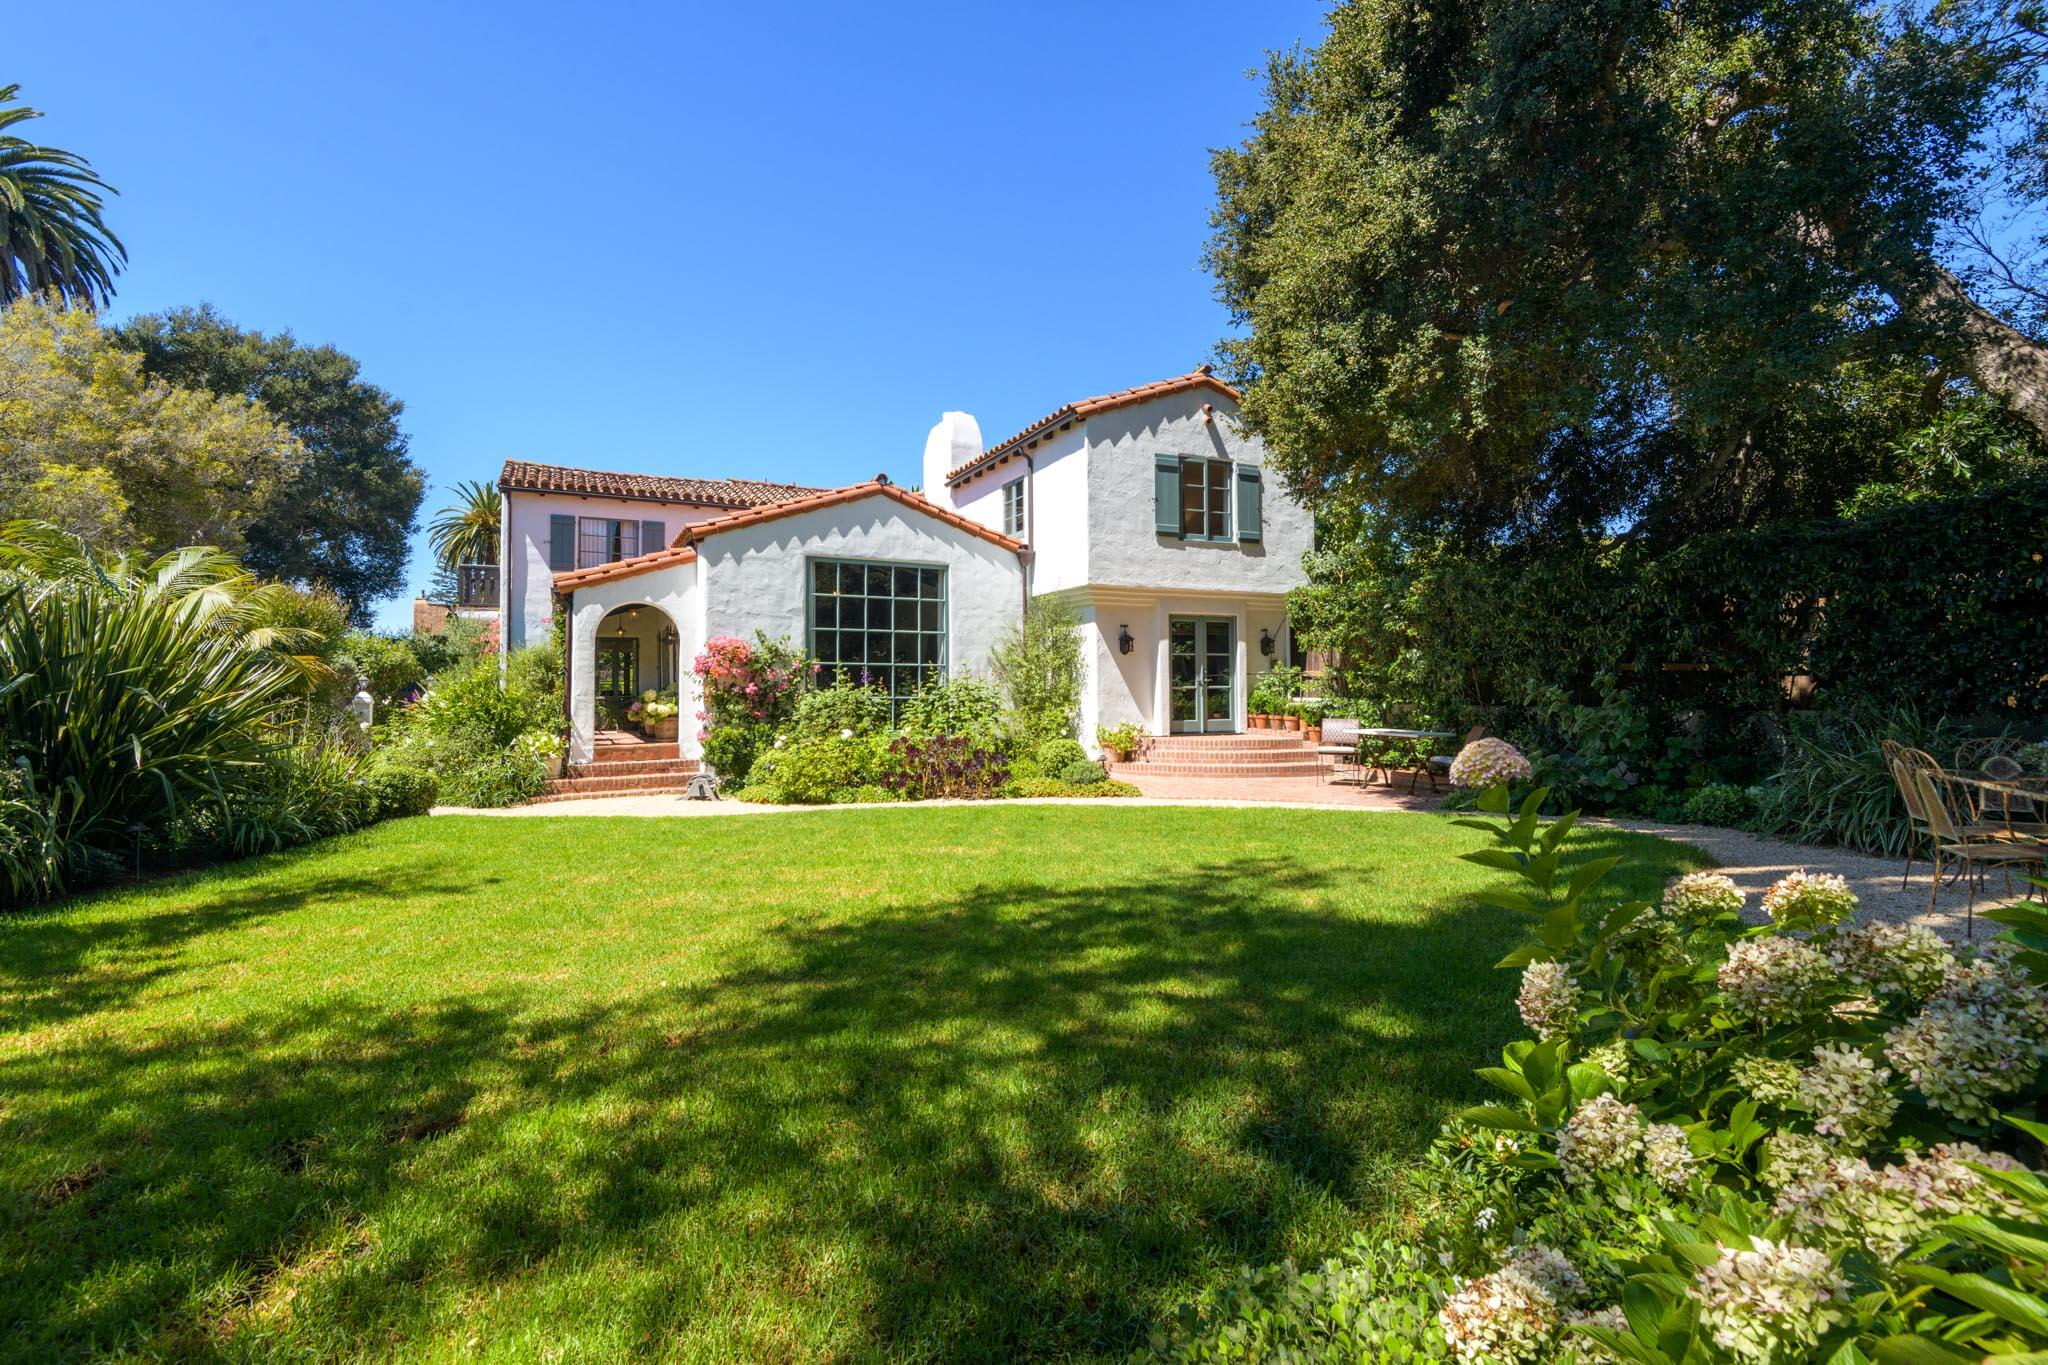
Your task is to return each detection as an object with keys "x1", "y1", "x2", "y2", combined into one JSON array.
[{"x1": 1151, "y1": 783, "x2": 2048, "y2": 1362}]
